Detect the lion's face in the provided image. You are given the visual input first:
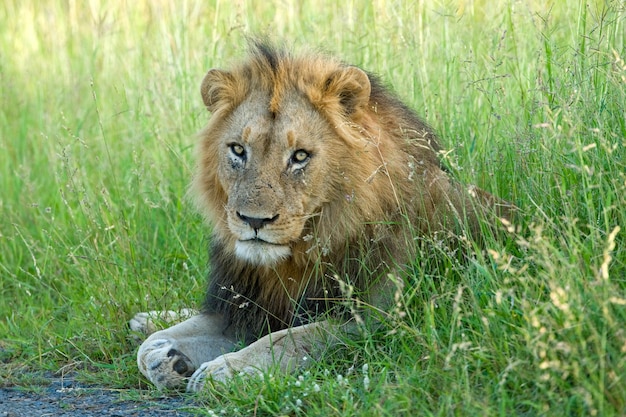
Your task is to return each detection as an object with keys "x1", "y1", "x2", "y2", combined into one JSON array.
[
  {"x1": 212, "y1": 91, "x2": 342, "y2": 265},
  {"x1": 194, "y1": 49, "x2": 380, "y2": 268}
]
